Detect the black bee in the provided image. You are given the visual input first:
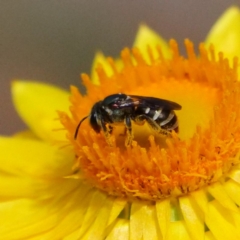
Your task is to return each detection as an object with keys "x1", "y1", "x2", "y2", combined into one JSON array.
[{"x1": 74, "y1": 93, "x2": 182, "y2": 146}]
